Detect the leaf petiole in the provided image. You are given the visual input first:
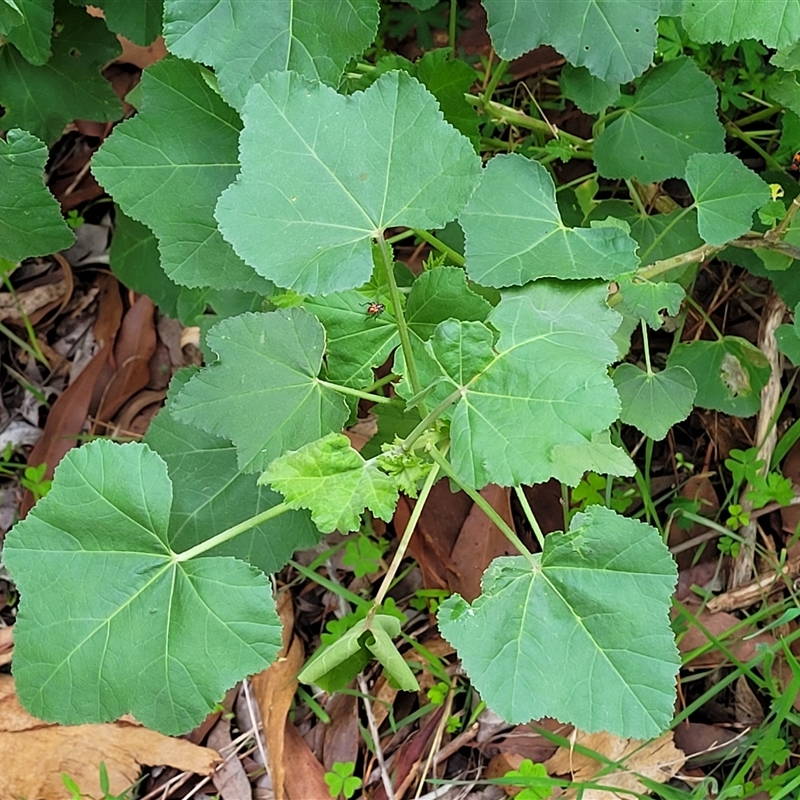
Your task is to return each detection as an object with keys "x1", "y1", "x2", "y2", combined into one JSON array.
[
  {"x1": 174, "y1": 501, "x2": 291, "y2": 562},
  {"x1": 428, "y1": 446, "x2": 537, "y2": 568},
  {"x1": 317, "y1": 379, "x2": 397, "y2": 405},
  {"x1": 376, "y1": 231, "x2": 422, "y2": 396}
]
